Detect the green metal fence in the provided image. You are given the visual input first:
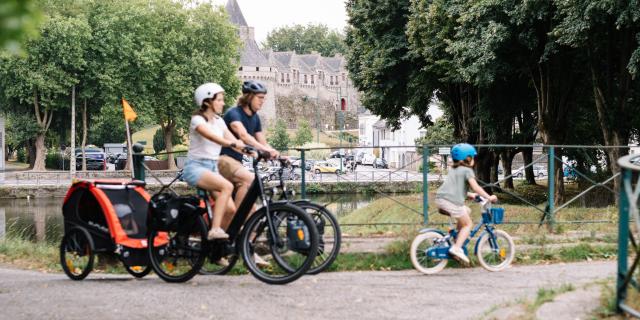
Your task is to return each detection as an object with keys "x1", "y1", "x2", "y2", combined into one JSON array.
[{"x1": 617, "y1": 154, "x2": 640, "y2": 317}]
